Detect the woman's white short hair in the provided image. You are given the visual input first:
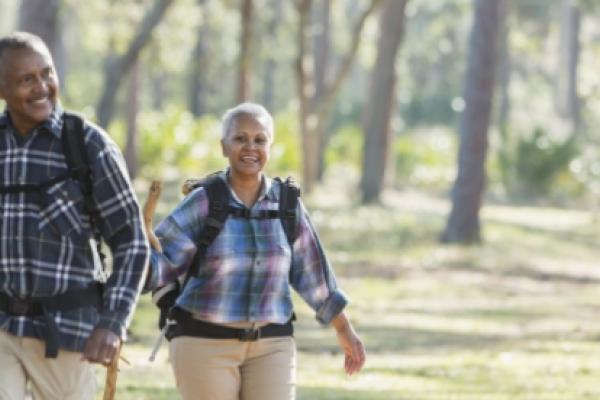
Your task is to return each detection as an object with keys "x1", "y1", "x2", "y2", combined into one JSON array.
[{"x1": 221, "y1": 102, "x2": 274, "y2": 141}]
